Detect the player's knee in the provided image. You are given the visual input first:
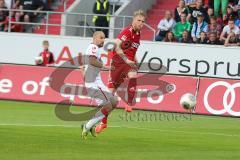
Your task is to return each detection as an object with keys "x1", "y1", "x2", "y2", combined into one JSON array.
[
  {"x1": 128, "y1": 71, "x2": 137, "y2": 78},
  {"x1": 104, "y1": 102, "x2": 113, "y2": 112},
  {"x1": 129, "y1": 75, "x2": 137, "y2": 79},
  {"x1": 110, "y1": 96, "x2": 118, "y2": 108}
]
